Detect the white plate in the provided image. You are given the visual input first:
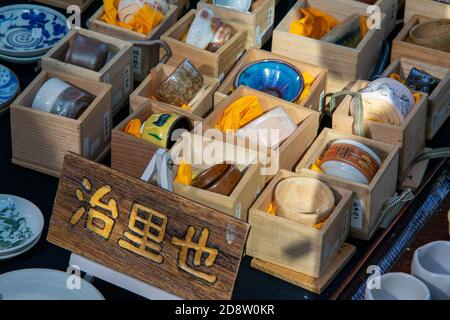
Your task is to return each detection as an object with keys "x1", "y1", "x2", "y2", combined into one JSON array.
[
  {"x1": 0, "y1": 5, "x2": 70, "y2": 58},
  {"x1": 0, "y1": 195, "x2": 44, "y2": 256},
  {"x1": 0, "y1": 233, "x2": 41, "y2": 261},
  {"x1": 0, "y1": 269, "x2": 105, "y2": 300},
  {"x1": 0, "y1": 52, "x2": 43, "y2": 64}
]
